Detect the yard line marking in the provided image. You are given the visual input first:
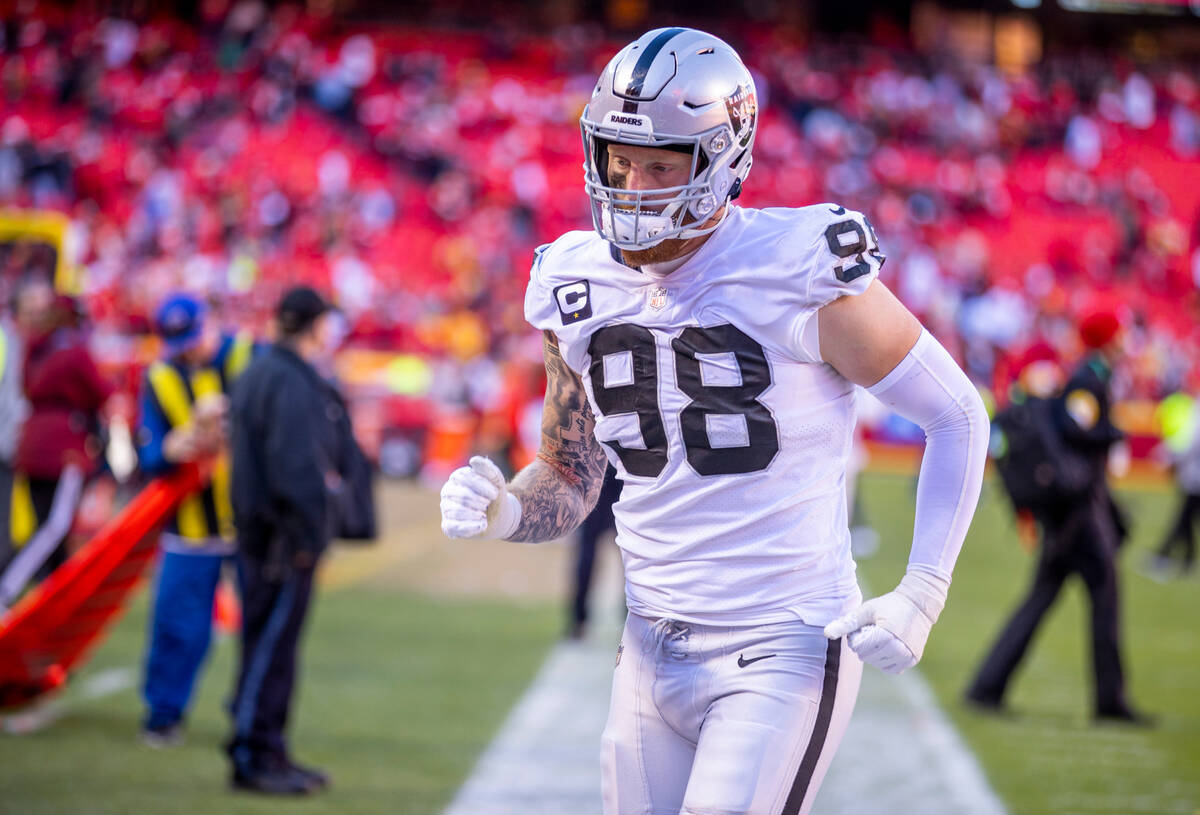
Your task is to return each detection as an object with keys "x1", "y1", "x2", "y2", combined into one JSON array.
[{"x1": 443, "y1": 547, "x2": 625, "y2": 815}]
